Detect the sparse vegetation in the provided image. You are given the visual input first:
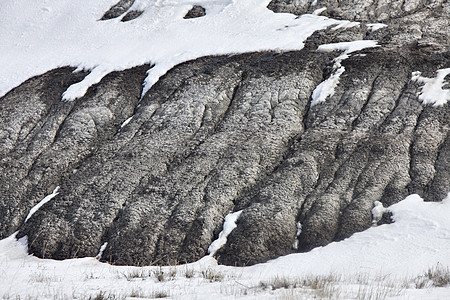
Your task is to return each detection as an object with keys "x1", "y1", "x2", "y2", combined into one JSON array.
[
  {"x1": 414, "y1": 264, "x2": 450, "y2": 289},
  {"x1": 3, "y1": 259, "x2": 449, "y2": 300},
  {"x1": 202, "y1": 267, "x2": 225, "y2": 282},
  {"x1": 184, "y1": 266, "x2": 195, "y2": 278},
  {"x1": 427, "y1": 264, "x2": 450, "y2": 287},
  {"x1": 356, "y1": 284, "x2": 403, "y2": 300},
  {"x1": 89, "y1": 291, "x2": 116, "y2": 300},
  {"x1": 154, "y1": 267, "x2": 166, "y2": 282},
  {"x1": 258, "y1": 273, "x2": 407, "y2": 300},
  {"x1": 30, "y1": 271, "x2": 61, "y2": 283},
  {"x1": 122, "y1": 269, "x2": 150, "y2": 281},
  {"x1": 259, "y1": 274, "x2": 341, "y2": 291},
  {"x1": 152, "y1": 291, "x2": 169, "y2": 298}
]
